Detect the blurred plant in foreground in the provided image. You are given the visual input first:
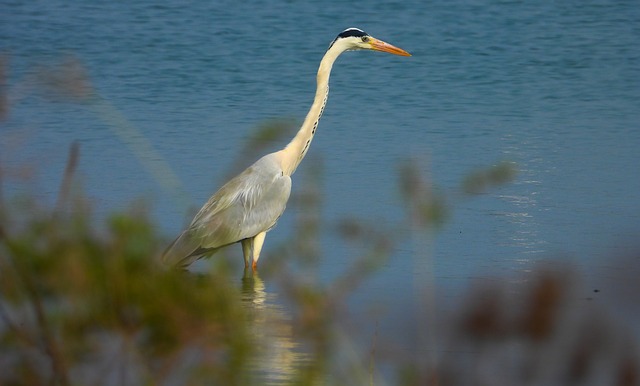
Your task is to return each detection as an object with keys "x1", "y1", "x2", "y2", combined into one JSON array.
[
  {"x1": 1, "y1": 54, "x2": 638, "y2": 386},
  {"x1": 398, "y1": 264, "x2": 640, "y2": 386},
  {"x1": 1, "y1": 148, "x2": 256, "y2": 385}
]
